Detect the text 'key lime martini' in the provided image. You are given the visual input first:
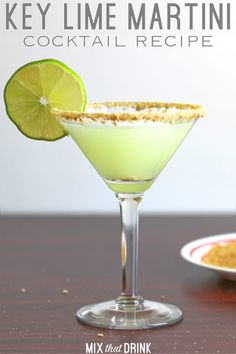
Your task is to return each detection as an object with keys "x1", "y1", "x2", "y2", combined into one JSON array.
[{"x1": 54, "y1": 102, "x2": 204, "y2": 194}]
